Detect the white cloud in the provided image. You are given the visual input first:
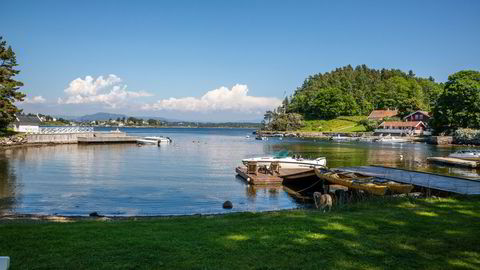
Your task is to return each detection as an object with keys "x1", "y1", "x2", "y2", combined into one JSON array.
[
  {"x1": 65, "y1": 74, "x2": 121, "y2": 96},
  {"x1": 58, "y1": 75, "x2": 152, "y2": 108},
  {"x1": 22, "y1": 96, "x2": 46, "y2": 104},
  {"x1": 141, "y1": 84, "x2": 281, "y2": 114}
]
